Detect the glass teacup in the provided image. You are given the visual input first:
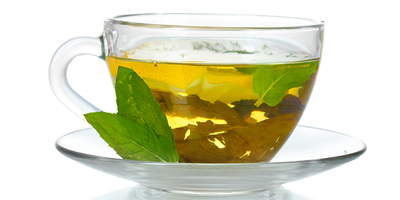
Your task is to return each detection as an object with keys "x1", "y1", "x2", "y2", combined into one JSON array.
[{"x1": 50, "y1": 13, "x2": 324, "y2": 163}]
